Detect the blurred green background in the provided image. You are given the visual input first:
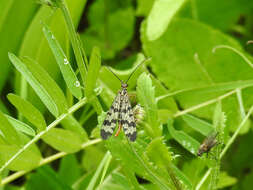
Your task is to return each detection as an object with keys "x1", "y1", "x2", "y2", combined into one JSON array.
[{"x1": 1, "y1": 0, "x2": 253, "y2": 189}]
